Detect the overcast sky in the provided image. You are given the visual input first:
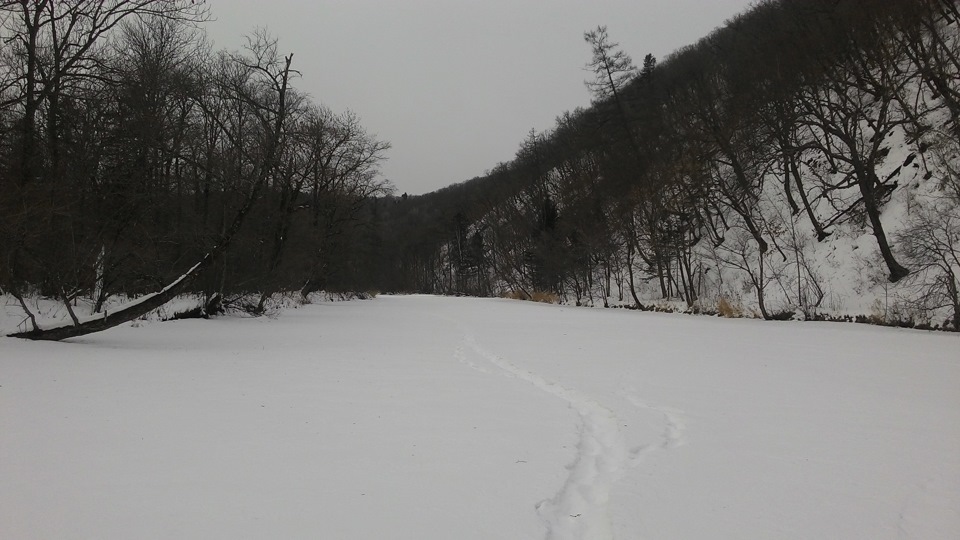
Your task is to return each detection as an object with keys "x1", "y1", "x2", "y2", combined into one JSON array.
[{"x1": 205, "y1": 0, "x2": 756, "y2": 195}]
